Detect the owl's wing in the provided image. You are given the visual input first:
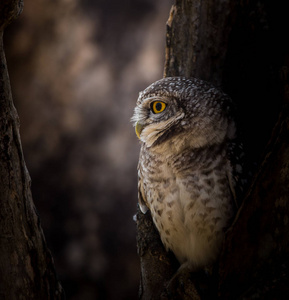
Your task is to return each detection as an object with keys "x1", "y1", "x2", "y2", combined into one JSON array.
[
  {"x1": 227, "y1": 139, "x2": 248, "y2": 210},
  {"x1": 137, "y1": 168, "x2": 149, "y2": 214},
  {"x1": 226, "y1": 162, "x2": 238, "y2": 209}
]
